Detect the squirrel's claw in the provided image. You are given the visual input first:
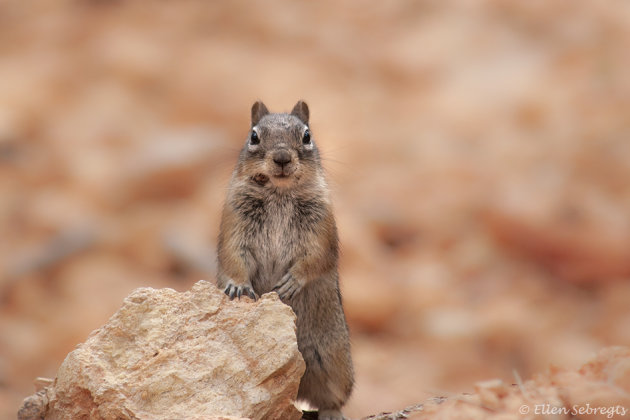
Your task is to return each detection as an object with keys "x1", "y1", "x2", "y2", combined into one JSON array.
[
  {"x1": 226, "y1": 284, "x2": 236, "y2": 299},
  {"x1": 273, "y1": 273, "x2": 303, "y2": 300},
  {"x1": 224, "y1": 283, "x2": 257, "y2": 301}
]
